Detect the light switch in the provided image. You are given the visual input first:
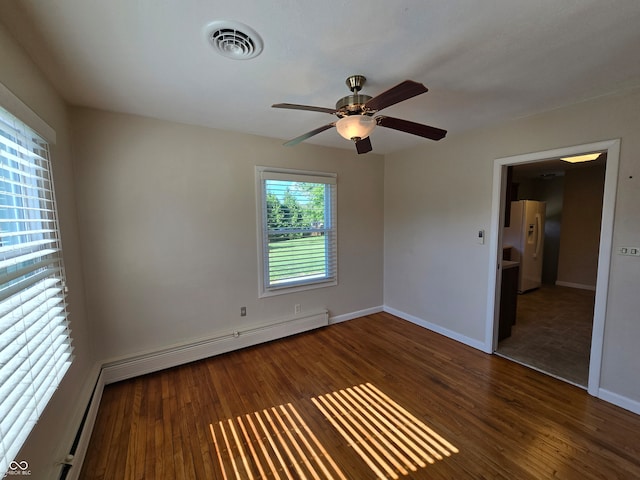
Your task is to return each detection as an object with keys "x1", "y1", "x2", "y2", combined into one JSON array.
[{"x1": 477, "y1": 229, "x2": 485, "y2": 245}]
